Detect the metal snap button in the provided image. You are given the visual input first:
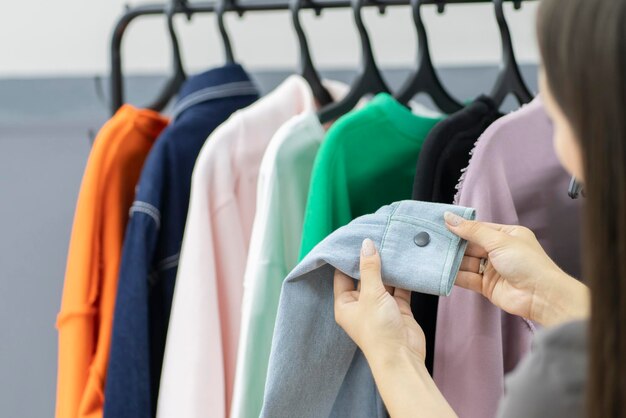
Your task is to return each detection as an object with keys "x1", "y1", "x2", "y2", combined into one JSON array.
[{"x1": 413, "y1": 231, "x2": 430, "y2": 247}]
